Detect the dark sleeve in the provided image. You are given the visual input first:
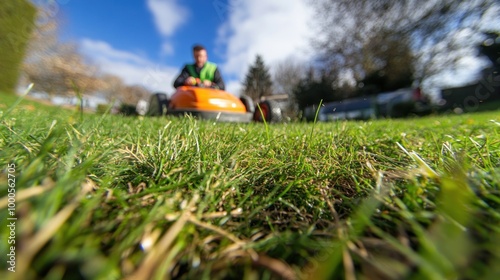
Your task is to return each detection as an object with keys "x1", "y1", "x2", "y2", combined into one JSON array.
[
  {"x1": 213, "y1": 67, "x2": 225, "y2": 91},
  {"x1": 173, "y1": 65, "x2": 190, "y2": 88}
]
